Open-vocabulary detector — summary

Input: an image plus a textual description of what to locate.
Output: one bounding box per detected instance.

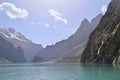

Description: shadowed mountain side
[81,0,120,64]
[46,42,87,63]
[0,28,43,61]
[0,35,26,63]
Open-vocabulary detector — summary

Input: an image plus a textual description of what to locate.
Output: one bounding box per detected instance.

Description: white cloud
[48,9,68,24]
[101,5,107,14]
[0,2,28,19]
[54,16,68,24]
[48,9,61,16]
[46,24,50,28]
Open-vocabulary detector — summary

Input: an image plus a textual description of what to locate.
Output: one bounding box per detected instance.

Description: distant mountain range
[0,0,119,64]
[0,13,102,63]
[0,35,26,63]
[0,28,43,61]
[33,14,102,63]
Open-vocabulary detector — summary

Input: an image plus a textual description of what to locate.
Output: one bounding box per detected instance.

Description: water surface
[0,63,120,80]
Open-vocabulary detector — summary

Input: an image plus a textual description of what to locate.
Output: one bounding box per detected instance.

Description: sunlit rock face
[81,0,120,64]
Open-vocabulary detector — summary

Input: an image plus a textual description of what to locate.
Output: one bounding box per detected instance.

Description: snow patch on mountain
[0,27,43,61]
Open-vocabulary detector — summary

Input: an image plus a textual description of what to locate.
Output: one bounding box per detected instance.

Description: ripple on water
[0,63,120,80]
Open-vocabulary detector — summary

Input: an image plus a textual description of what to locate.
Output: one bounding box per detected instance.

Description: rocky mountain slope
[0,35,26,63]
[47,42,87,63]
[0,28,43,61]
[81,0,120,64]
[34,14,102,62]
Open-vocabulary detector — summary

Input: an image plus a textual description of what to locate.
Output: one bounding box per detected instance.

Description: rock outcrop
[81,0,120,64]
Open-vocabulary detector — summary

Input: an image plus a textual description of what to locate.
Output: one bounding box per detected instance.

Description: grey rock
[81,0,120,64]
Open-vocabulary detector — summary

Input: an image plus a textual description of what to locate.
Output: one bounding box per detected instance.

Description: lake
[0,63,120,80]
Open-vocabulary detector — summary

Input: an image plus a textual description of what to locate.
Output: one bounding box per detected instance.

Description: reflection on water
[0,63,120,80]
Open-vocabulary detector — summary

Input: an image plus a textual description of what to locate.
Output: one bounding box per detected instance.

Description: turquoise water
[0,63,120,80]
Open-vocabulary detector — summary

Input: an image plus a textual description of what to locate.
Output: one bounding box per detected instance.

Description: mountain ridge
[0,35,26,63]
[33,14,102,62]
[81,0,120,64]
[0,27,43,61]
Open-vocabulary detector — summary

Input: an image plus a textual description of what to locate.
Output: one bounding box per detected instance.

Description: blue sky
[0,0,111,47]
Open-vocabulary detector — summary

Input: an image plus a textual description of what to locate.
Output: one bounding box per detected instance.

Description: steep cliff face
[81,0,120,64]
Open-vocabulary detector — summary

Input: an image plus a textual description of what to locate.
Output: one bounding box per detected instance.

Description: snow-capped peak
[0,27,31,43]
[0,27,43,61]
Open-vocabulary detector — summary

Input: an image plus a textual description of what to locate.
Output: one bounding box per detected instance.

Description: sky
[0,0,111,47]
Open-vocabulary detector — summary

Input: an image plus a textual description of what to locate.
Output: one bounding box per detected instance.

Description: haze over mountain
[0,0,114,65]
[0,35,26,63]
[0,28,43,61]
[33,14,102,62]
[0,13,102,63]
[81,0,120,64]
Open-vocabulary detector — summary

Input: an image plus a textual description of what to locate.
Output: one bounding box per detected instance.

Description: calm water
[0,63,120,80]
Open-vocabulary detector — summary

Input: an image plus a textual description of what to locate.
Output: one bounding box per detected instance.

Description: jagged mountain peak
[34,13,102,62]
[81,0,120,64]
[80,19,90,28]
[75,14,102,37]
[0,27,31,43]
[91,14,102,23]
[82,19,90,24]
[0,27,43,61]
[91,14,103,29]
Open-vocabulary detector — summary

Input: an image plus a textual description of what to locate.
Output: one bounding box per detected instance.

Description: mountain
[0,35,26,63]
[34,14,102,62]
[46,42,87,63]
[81,0,120,64]
[0,28,43,61]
